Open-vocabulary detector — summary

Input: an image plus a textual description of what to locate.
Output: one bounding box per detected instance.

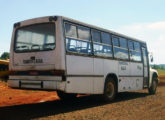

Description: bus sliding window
[91,30,101,43]
[77,26,90,41]
[114,47,129,60]
[130,51,142,62]
[93,44,112,57]
[101,32,111,45]
[65,23,77,38]
[66,38,92,54]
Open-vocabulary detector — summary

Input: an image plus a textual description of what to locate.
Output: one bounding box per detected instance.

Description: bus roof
[16,15,146,44]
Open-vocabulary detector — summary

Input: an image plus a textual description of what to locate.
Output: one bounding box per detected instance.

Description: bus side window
[134,42,140,51]
[77,26,91,41]
[66,38,92,54]
[93,32,112,57]
[114,47,129,60]
[101,32,111,45]
[93,44,113,57]
[119,37,127,49]
[112,36,119,47]
[65,23,92,55]
[113,36,129,60]
[65,23,77,38]
[129,41,142,62]
[128,41,134,50]
[130,51,142,61]
[91,30,101,43]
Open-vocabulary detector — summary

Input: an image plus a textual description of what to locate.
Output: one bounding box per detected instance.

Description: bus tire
[148,76,158,95]
[57,91,77,100]
[102,77,116,102]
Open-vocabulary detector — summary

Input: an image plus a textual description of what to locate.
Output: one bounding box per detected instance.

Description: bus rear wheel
[148,76,158,95]
[57,91,77,100]
[103,77,116,102]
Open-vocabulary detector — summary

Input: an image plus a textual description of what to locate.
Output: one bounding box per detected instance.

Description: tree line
[0,52,9,60]
[151,64,165,70]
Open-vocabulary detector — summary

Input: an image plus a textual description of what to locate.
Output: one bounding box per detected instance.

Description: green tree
[0,52,10,60]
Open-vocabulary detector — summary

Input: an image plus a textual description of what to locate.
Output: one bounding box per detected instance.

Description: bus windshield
[14,23,55,52]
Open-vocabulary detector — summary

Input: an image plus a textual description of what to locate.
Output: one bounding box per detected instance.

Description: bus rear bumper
[8,79,65,91]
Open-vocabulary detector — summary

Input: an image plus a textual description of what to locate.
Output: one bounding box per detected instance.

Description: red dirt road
[0,81,59,107]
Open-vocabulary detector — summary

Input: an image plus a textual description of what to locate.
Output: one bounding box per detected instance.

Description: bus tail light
[29,71,38,75]
[9,71,18,75]
[51,70,65,76]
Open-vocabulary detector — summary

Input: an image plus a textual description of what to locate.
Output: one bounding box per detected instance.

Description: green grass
[157,69,165,75]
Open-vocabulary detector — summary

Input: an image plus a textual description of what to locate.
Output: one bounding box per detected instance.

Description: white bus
[8,16,159,101]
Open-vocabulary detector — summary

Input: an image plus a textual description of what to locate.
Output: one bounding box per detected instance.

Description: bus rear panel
[8,16,66,91]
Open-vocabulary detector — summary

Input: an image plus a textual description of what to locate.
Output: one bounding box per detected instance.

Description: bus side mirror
[150,54,154,62]
[151,56,153,62]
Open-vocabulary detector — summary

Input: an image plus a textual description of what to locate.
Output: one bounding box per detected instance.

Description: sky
[0,0,165,64]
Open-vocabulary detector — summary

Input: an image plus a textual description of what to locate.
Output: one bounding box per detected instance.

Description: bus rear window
[14,23,55,52]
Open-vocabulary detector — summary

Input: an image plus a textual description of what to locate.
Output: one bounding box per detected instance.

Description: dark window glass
[66,38,91,54]
[112,36,119,46]
[91,30,101,43]
[93,44,112,57]
[134,42,140,51]
[130,51,142,61]
[142,49,147,66]
[0,64,8,71]
[114,48,129,60]
[128,41,134,50]
[77,26,90,40]
[119,37,127,48]
[65,23,77,38]
[101,32,111,45]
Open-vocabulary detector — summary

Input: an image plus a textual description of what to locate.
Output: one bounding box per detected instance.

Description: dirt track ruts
[0,84,165,120]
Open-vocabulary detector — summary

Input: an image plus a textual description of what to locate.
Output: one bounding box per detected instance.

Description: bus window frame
[64,21,93,56]
[14,22,56,53]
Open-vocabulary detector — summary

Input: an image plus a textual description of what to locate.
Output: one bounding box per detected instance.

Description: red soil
[0,81,59,107]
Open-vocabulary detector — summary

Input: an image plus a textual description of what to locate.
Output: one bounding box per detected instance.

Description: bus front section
[8,16,66,91]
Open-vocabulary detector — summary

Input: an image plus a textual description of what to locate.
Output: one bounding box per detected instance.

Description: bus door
[142,47,149,87]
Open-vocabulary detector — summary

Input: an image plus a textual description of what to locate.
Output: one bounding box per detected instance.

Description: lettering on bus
[137,65,142,70]
[23,59,43,64]
[119,61,128,65]
[121,66,126,70]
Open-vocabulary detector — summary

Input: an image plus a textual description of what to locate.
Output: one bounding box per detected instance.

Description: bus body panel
[65,55,94,93]
[66,55,93,75]
[118,61,130,76]
[65,77,93,94]
[118,77,143,92]
[66,56,119,94]
[93,58,104,75]
[130,62,143,76]
[93,58,104,94]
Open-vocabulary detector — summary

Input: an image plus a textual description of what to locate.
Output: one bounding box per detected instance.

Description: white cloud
[115,21,165,64]
[148,22,165,30]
